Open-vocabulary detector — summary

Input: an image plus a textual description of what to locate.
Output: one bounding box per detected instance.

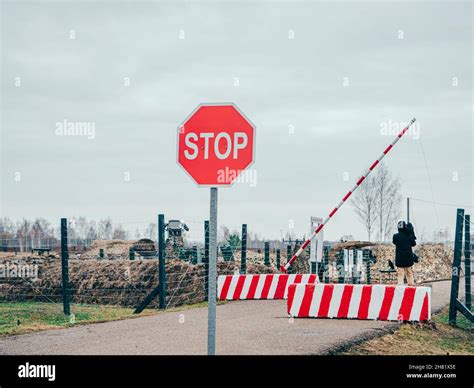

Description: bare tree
[0,217,15,235]
[145,222,157,240]
[104,219,113,240]
[381,179,402,241]
[16,219,31,252]
[283,231,296,241]
[97,218,113,240]
[86,224,98,241]
[0,217,15,247]
[113,224,128,240]
[134,228,142,240]
[74,217,89,240]
[218,225,230,244]
[374,162,402,241]
[351,174,378,241]
[30,218,52,248]
[352,162,402,242]
[97,219,106,239]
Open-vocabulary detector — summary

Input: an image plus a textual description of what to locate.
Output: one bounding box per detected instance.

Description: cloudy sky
[1,0,472,242]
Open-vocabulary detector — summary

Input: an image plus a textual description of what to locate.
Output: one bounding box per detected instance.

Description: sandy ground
[0,279,463,355]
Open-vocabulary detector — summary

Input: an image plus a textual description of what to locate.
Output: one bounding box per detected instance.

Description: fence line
[4,215,447,318]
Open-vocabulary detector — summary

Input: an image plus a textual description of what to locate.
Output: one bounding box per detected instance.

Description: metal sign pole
[208,187,218,355]
[407,197,410,223]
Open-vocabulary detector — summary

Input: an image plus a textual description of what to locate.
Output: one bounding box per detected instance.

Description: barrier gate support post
[158,214,166,310]
[465,214,471,311]
[241,224,247,274]
[276,249,281,270]
[60,218,70,316]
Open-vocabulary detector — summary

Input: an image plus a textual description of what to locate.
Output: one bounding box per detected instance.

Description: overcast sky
[1,1,472,242]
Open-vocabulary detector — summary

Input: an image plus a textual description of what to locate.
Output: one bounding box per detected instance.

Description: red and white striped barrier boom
[287,283,431,322]
[218,273,318,301]
[281,118,417,273]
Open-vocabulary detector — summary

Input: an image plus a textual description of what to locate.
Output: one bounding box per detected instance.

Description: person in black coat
[392,220,416,286]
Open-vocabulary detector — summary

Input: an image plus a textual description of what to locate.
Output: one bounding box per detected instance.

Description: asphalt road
[0,280,461,355]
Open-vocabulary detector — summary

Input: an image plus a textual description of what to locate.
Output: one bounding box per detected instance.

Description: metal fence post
[449,208,464,325]
[464,214,471,311]
[264,241,270,267]
[241,224,247,274]
[158,214,166,310]
[204,220,209,301]
[323,247,329,283]
[338,251,345,284]
[366,258,371,284]
[60,218,70,316]
[276,248,281,270]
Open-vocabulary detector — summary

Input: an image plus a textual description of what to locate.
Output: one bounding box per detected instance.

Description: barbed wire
[1,212,465,314]
[410,197,473,209]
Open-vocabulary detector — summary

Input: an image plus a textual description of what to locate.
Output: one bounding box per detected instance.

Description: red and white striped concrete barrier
[218,274,318,301]
[287,283,431,321]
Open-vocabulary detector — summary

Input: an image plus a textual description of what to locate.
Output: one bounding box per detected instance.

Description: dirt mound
[370,243,453,284]
[328,241,375,258]
[0,242,453,309]
[0,257,277,308]
[132,239,156,254]
[80,240,133,260]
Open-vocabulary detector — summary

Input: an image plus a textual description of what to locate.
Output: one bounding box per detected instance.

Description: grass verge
[341,306,473,355]
[0,301,209,336]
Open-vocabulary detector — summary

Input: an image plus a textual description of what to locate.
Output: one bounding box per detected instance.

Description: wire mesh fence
[0,212,461,327]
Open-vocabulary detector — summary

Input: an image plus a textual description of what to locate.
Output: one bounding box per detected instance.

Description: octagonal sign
[177,103,255,186]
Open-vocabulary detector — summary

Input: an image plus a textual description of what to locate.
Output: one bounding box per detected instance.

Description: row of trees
[0,217,56,250]
[217,226,302,250]
[67,217,129,241]
[0,216,275,251]
[0,217,135,250]
[219,225,256,249]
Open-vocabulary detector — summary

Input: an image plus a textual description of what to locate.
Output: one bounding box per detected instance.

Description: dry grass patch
[342,307,473,355]
[0,301,209,336]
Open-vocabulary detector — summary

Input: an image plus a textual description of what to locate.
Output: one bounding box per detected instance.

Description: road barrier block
[287,283,431,321]
[218,274,318,301]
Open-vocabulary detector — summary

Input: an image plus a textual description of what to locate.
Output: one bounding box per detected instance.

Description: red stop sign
[177,103,255,186]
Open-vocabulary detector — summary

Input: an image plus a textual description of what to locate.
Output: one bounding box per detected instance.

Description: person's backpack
[412,253,419,263]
